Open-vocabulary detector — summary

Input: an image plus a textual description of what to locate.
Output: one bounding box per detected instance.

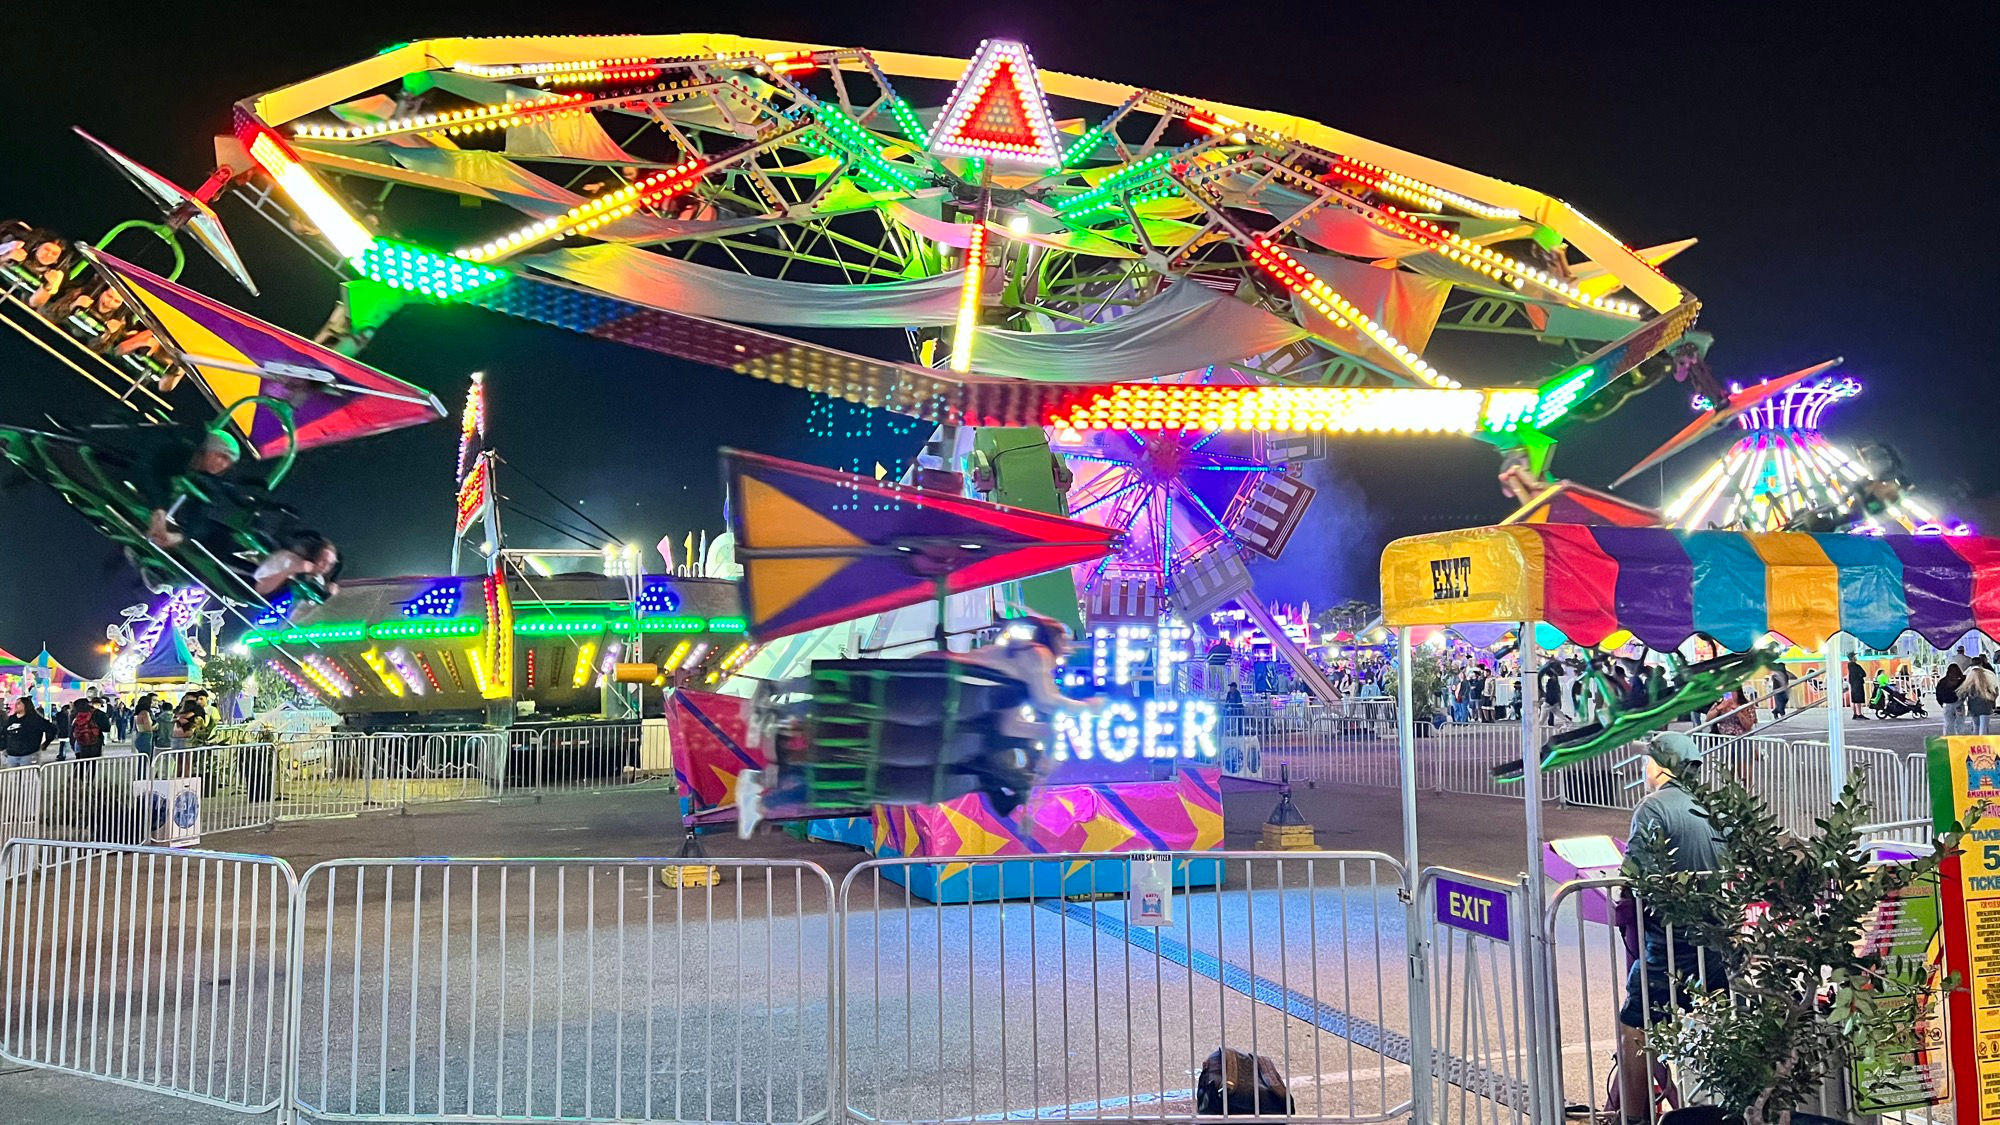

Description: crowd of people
[0,221,170,372]
[0,689,220,769]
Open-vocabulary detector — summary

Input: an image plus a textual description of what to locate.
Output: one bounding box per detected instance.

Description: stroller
[1871,682,1929,720]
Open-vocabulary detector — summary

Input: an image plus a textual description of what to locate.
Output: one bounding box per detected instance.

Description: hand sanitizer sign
[1127,855,1174,927]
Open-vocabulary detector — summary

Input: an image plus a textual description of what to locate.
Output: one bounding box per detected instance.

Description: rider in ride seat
[737,615,1101,834]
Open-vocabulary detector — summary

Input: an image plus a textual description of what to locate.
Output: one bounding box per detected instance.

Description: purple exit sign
[1435,876,1511,942]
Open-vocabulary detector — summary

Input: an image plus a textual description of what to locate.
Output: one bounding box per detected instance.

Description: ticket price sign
[1929,735,2000,1123]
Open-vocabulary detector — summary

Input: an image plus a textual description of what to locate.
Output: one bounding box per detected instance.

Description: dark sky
[4,2,1996,668]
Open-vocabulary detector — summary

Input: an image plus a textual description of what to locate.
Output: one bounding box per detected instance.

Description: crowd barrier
[0,726,667,857]
[1,843,1464,1124]
[1223,707,1932,833]
[0,840,295,1114]
[841,851,1410,1124]
[291,856,835,1123]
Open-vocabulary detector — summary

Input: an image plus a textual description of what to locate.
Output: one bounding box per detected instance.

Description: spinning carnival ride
[203,32,1699,654]
[1660,376,1964,535]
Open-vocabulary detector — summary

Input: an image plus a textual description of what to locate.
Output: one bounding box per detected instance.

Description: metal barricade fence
[0,839,296,1114]
[35,755,151,846]
[510,723,661,793]
[1419,867,1533,1125]
[1,764,42,855]
[273,733,410,820]
[290,856,836,1123]
[840,852,1410,1125]
[1228,706,1548,799]
[147,745,279,837]
[378,732,507,808]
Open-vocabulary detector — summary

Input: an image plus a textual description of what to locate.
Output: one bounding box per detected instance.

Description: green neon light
[638,616,708,634]
[885,97,929,146]
[351,240,509,302]
[1055,151,1180,221]
[249,613,744,645]
[1532,366,1595,429]
[794,102,926,194]
[1051,119,1115,172]
[367,618,483,640]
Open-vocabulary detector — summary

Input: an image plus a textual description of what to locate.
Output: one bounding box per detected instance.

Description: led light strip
[1248,238,1461,388]
[1054,149,1188,219]
[265,660,322,701]
[1325,156,1517,220]
[1044,384,1529,433]
[360,648,406,697]
[387,648,428,695]
[793,102,927,193]
[950,224,987,373]
[300,654,355,698]
[573,642,597,689]
[536,63,666,87]
[1371,206,1641,317]
[884,97,929,144]
[295,92,591,142]
[245,131,375,258]
[454,57,653,78]
[458,155,708,261]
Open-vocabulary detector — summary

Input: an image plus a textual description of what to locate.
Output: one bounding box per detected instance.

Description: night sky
[3,2,1995,669]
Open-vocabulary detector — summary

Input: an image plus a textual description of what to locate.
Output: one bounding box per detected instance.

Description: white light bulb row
[293,94,589,142]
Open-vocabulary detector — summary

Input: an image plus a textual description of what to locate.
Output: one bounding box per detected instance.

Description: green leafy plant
[1406,645,1451,720]
[1624,768,1967,1125]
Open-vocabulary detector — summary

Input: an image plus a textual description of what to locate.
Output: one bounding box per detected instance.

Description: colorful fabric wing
[83,247,445,457]
[724,449,1120,641]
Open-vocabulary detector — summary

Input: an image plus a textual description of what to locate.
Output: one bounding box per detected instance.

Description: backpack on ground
[1195,1048,1295,1116]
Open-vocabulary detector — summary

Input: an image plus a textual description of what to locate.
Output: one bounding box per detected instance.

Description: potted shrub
[1623,766,1965,1125]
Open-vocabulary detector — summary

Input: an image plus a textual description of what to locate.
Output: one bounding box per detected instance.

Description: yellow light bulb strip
[1371,206,1641,318]
[457,155,708,262]
[294,93,590,142]
[949,223,987,374]
[1325,156,1517,220]
[1247,237,1460,389]
[573,642,597,689]
[1044,384,1489,433]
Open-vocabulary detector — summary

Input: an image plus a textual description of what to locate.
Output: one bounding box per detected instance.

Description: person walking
[2,698,54,768]
[1939,662,1967,735]
[67,698,106,761]
[49,702,72,759]
[1962,658,2000,736]
[1846,655,1870,720]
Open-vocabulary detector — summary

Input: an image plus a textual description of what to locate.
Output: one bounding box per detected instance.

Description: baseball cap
[1647,731,1706,769]
[200,430,241,460]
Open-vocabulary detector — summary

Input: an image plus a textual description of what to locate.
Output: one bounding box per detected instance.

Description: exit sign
[1435,876,1511,942]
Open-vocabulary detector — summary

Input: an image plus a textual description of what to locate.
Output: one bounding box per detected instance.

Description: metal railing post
[1824,641,1848,804]
[1398,629,1434,1124]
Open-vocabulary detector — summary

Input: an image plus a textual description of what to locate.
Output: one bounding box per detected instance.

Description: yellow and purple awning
[1382,524,2000,651]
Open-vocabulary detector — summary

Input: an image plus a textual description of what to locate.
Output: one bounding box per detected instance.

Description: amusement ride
[0,31,1965,831]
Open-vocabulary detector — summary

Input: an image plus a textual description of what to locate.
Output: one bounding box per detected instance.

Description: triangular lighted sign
[927,39,1063,166]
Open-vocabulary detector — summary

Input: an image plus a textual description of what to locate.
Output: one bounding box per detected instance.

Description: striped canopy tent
[1377,522,1989,1002]
[1382,524,2000,652]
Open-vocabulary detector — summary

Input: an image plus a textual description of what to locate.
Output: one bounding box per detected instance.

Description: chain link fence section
[0,839,296,1114]
[290,856,837,1123]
